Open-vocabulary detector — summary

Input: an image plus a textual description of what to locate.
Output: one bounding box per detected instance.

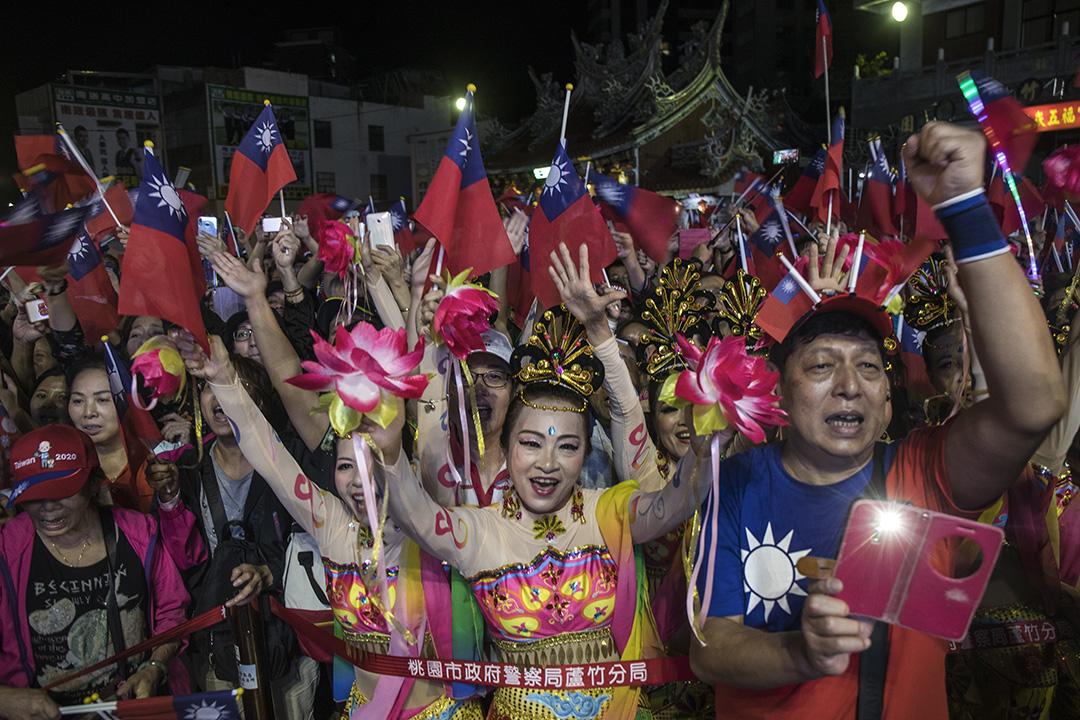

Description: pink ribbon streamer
[688,434,722,635]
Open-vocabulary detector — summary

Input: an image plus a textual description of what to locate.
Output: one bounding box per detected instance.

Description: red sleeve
[887,419,985,520]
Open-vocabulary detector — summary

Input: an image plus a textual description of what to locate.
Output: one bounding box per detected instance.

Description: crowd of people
[0,117,1078,720]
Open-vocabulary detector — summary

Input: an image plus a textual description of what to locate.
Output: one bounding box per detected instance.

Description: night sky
[2,1,591,201]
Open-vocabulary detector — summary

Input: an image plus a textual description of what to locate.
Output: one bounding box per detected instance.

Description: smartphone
[261,216,283,234]
[26,299,49,323]
[367,212,395,250]
[198,215,218,237]
[833,499,1003,641]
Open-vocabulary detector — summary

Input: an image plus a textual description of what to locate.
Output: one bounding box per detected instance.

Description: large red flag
[591,173,679,263]
[529,142,618,309]
[85,183,135,240]
[119,149,208,352]
[784,147,827,218]
[811,112,845,224]
[413,88,516,278]
[225,102,297,236]
[856,139,899,238]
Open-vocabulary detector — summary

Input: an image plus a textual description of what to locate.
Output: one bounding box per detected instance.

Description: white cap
[473,329,513,365]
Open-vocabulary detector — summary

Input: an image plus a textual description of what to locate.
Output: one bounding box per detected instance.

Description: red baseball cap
[8,426,99,508]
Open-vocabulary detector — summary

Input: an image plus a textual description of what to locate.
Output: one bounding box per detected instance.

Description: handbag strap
[200,457,229,544]
[98,507,131,680]
[856,442,890,720]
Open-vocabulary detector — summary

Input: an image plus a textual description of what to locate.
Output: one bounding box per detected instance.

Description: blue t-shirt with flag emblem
[699,441,897,632]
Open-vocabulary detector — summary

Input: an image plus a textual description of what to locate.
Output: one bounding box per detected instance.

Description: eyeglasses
[233,328,253,342]
[474,371,510,389]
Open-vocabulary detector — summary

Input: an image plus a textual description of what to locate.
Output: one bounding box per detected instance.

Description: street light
[891,1,908,22]
[455,97,467,111]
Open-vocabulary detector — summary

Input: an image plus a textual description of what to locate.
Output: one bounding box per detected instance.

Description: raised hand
[211,251,267,301]
[807,234,850,295]
[196,230,226,260]
[549,243,626,343]
[175,332,235,386]
[505,210,529,255]
[902,122,986,208]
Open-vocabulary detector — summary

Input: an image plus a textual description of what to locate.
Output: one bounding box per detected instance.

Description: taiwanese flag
[992,175,1044,238]
[747,209,787,257]
[297,193,354,228]
[895,314,937,400]
[225,102,298,236]
[528,141,618,308]
[413,88,516,278]
[784,147,826,217]
[591,173,679,263]
[0,194,94,266]
[733,170,765,197]
[15,135,98,211]
[811,111,845,224]
[67,230,120,343]
[389,197,416,255]
[755,264,815,343]
[85,182,135,241]
[814,0,833,79]
[966,72,1039,176]
[119,149,209,352]
[856,139,899,237]
[113,689,241,719]
[893,156,908,228]
[497,188,534,216]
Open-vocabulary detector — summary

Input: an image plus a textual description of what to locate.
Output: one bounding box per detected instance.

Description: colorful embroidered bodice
[467,545,618,643]
[324,558,399,637]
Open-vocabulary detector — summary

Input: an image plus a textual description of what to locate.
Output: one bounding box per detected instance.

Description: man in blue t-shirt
[689,122,1066,719]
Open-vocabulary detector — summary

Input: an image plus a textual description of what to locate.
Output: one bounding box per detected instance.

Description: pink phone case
[833,500,1003,641]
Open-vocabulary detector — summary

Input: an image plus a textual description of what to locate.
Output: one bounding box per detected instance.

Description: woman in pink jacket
[0,425,193,720]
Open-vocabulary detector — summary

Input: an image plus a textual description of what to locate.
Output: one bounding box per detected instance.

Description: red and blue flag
[857,138,899,237]
[225,103,297,236]
[114,689,241,719]
[811,112,846,224]
[0,196,94,267]
[814,0,833,78]
[591,173,679,263]
[528,142,617,308]
[413,89,516,278]
[119,149,208,352]
[389,197,416,254]
[783,147,826,218]
[755,265,815,342]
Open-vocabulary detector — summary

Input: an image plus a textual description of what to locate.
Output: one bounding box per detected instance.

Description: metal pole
[230,603,274,720]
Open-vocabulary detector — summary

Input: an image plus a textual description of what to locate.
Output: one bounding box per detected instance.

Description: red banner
[1022,101,1080,132]
[270,597,695,689]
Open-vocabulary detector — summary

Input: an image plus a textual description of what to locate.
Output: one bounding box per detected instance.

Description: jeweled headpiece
[714,269,766,350]
[510,306,604,400]
[904,254,959,333]
[637,258,711,382]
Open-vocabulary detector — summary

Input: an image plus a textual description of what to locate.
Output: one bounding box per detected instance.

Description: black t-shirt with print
[26,530,148,704]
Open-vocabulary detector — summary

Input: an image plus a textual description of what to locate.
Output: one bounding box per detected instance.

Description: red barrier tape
[270,597,696,689]
[42,605,227,690]
[947,617,1076,653]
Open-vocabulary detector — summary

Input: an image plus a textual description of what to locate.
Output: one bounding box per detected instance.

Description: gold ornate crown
[637,258,711,382]
[510,306,604,398]
[714,269,766,350]
[903,254,959,333]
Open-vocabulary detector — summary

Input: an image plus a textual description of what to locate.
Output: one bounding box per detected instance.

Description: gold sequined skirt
[341,681,484,719]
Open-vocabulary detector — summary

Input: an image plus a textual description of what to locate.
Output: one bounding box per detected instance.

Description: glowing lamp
[891,2,908,22]
[455,97,466,111]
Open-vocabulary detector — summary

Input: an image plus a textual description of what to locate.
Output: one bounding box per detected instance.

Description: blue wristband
[935,195,1009,264]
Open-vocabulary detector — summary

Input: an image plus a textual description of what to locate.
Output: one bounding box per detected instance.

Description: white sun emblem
[68,235,89,262]
[146,175,186,221]
[184,699,233,719]
[254,121,278,154]
[811,155,826,173]
[780,278,798,296]
[742,523,812,621]
[391,212,404,231]
[543,158,569,196]
[597,183,626,205]
[457,128,473,162]
[761,222,782,245]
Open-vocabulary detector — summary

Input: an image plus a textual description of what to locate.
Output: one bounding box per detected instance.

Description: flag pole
[735,214,748,273]
[559,84,574,145]
[56,123,122,227]
[847,232,865,293]
[823,36,832,145]
[780,254,823,304]
[583,161,591,186]
[825,194,833,236]
[774,198,801,258]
